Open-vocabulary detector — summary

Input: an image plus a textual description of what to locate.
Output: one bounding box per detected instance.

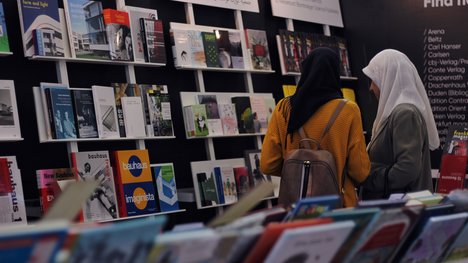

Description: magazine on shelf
[0,2,9,53]
[18,0,64,57]
[103,9,132,61]
[123,5,158,63]
[152,163,180,212]
[91,85,119,139]
[0,80,21,139]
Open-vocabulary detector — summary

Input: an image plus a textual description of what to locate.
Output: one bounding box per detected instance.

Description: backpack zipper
[301,161,311,198]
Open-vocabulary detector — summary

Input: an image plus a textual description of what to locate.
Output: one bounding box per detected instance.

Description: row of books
[192,150,280,209]
[37,82,173,140]
[171,25,272,71]
[182,93,276,137]
[37,149,180,222]
[278,29,352,77]
[18,0,165,63]
[5,188,468,262]
[0,2,9,53]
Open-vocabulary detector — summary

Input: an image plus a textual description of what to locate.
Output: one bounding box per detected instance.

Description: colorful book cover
[18,0,63,57]
[436,155,467,194]
[444,125,468,156]
[153,163,179,212]
[218,104,239,135]
[71,89,98,138]
[0,158,11,194]
[170,28,192,67]
[249,96,268,133]
[63,0,109,59]
[72,151,118,221]
[214,166,238,205]
[264,221,355,263]
[112,149,158,217]
[214,29,232,68]
[0,3,9,52]
[0,156,26,225]
[48,87,77,139]
[231,96,254,133]
[0,80,21,139]
[123,6,158,63]
[183,104,209,137]
[36,168,77,215]
[197,94,222,136]
[245,29,271,70]
[103,9,132,61]
[140,18,166,64]
[229,31,244,69]
[147,90,173,136]
[92,85,119,139]
[201,31,219,67]
[233,166,250,198]
[187,30,206,67]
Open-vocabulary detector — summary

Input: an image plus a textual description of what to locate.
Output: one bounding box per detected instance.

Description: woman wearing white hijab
[361,49,440,199]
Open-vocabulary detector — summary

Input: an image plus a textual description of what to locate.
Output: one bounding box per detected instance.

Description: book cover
[48,87,77,139]
[72,151,118,221]
[147,90,173,136]
[18,0,63,57]
[0,158,11,195]
[249,96,268,133]
[264,97,276,126]
[228,31,244,69]
[112,149,158,217]
[36,168,77,215]
[443,218,468,262]
[170,28,192,67]
[202,172,220,205]
[436,155,467,194]
[152,163,179,212]
[67,216,166,262]
[103,9,132,61]
[91,85,119,139]
[63,0,109,59]
[214,166,238,205]
[264,221,355,263]
[123,6,158,63]
[244,150,271,188]
[218,103,239,135]
[111,82,137,138]
[0,3,9,52]
[197,94,222,136]
[285,195,341,221]
[140,18,166,64]
[337,37,352,77]
[187,30,206,67]
[231,96,254,133]
[214,29,232,68]
[399,213,468,263]
[278,29,297,73]
[183,104,209,137]
[444,125,468,156]
[245,29,271,70]
[71,89,98,138]
[196,172,212,207]
[121,96,146,138]
[0,80,21,139]
[213,167,226,204]
[0,156,26,225]
[39,83,67,140]
[233,166,250,198]
[201,31,219,67]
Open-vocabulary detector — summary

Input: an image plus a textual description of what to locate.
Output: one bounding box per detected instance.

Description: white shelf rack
[0,51,13,57]
[29,55,166,67]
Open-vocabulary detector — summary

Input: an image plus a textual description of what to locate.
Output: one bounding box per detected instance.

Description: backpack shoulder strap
[319,99,348,142]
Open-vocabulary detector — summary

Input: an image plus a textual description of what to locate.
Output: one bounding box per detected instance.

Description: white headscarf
[363,49,440,150]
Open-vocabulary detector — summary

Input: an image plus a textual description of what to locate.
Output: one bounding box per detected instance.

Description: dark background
[1,0,374,228]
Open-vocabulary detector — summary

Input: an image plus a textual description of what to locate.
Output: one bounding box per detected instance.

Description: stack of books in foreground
[2,186,468,263]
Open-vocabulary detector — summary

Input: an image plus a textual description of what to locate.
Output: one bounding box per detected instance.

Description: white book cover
[91,86,119,139]
[0,156,27,225]
[264,221,355,263]
[206,119,223,136]
[187,30,206,68]
[0,80,21,139]
[220,166,238,204]
[171,28,192,67]
[250,96,268,133]
[123,6,158,63]
[72,151,118,221]
[121,96,146,138]
[218,104,239,135]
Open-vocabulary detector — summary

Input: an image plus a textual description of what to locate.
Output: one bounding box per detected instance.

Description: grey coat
[362,103,433,199]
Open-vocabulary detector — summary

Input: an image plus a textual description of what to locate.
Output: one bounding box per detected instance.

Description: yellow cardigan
[260,98,370,207]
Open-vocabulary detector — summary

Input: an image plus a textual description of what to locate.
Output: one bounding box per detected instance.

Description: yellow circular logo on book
[132,187,148,210]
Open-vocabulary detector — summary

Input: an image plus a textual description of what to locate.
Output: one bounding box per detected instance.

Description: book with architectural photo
[0,80,21,139]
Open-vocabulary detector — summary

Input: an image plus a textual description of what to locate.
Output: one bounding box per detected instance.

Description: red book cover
[35,168,77,216]
[0,158,12,194]
[233,166,250,198]
[103,9,132,61]
[436,154,467,194]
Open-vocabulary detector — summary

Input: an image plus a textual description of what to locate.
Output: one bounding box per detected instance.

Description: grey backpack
[278,99,348,208]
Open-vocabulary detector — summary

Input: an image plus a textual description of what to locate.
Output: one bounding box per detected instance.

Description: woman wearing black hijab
[260,47,370,207]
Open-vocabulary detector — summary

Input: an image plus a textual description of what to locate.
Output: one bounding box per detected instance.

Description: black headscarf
[287,47,343,134]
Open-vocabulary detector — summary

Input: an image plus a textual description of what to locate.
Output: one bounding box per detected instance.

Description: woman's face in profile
[369,81,380,101]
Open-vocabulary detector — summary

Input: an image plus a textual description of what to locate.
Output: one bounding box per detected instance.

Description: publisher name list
[423,28,468,141]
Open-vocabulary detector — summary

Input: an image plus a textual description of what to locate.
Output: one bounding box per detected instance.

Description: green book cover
[201,173,219,204]
[201,32,219,67]
[0,2,10,52]
[192,104,209,136]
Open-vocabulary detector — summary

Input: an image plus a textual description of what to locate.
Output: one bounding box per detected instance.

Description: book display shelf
[0,51,12,56]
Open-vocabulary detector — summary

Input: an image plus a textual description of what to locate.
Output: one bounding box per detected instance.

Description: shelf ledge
[29,56,166,67]
[0,137,24,142]
[176,65,275,74]
[186,133,265,140]
[0,51,13,57]
[39,136,176,143]
[283,71,358,80]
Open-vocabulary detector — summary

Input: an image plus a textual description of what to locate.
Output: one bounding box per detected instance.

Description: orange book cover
[243,217,333,263]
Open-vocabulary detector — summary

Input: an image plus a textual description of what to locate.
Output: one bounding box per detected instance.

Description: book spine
[44,89,57,139]
[213,167,225,204]
[140,18,150,63]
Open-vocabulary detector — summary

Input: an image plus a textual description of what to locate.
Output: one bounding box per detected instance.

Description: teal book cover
[0,2,10,52]
[153,163,180,212]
